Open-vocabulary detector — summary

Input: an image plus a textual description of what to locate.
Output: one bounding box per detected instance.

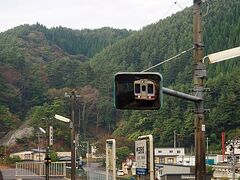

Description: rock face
[0,126,34,147]
[5,127,34,147]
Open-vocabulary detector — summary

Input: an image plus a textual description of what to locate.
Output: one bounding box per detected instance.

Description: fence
[16,161,66,177]
[85,171,130,180]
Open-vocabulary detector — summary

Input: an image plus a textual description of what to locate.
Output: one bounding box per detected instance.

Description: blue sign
[136,168,148,175]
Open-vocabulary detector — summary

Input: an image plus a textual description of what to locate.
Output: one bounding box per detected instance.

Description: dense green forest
[0,0,239,153]
[0,24,132,150]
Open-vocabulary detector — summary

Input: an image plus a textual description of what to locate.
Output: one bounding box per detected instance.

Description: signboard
[49,126,53,146]
[106,139,116,180]
[107,144,113,170]
[135,139,147,175]
[181,174,195,179]
[136,168,148,175]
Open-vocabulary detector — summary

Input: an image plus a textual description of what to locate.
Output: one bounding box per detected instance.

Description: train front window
[135,84,140,94]
[148,84,154,94]
[142,85,146,92]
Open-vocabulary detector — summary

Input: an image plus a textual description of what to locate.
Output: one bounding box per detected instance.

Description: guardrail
[16,161,66,177]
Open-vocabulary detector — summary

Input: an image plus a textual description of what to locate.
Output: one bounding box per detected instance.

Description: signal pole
[193,0,206,179]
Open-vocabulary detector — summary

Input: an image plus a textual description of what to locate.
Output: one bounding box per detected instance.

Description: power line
[176,1,183,10]
[141,46,194,72]
[161,1,184,18]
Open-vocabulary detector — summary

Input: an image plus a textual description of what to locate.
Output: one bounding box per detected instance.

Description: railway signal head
[114,72,163,110]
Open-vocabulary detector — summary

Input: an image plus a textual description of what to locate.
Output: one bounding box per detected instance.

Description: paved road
[83,162,105,173]
[0,162,104,180]
[1,168,67,180]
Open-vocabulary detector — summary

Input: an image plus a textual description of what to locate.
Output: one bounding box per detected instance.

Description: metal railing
[85,171,129,180]
[16,161,66,177]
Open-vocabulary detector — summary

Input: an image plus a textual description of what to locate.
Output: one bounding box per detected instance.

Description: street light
[54,114,71,123]
[39,127,46,134]
[37,127,46,162]
[54,114,76,180]
[203,46,240,64]
[39,119,51,180]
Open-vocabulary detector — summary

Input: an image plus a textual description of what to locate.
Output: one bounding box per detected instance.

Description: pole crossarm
[163,87,202,102]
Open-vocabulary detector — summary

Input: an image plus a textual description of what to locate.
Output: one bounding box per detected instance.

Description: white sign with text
[135,139,147,169]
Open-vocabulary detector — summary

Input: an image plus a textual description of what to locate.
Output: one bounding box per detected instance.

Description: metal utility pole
[46,124,50,180]
[232,145,236,180]
[174,130,176,148]
[37,132,41,162]
[64,91,80,180]
[161,1,207,176]
[71,91,76,180]
[40,118,50,180]
[193,0,206,179]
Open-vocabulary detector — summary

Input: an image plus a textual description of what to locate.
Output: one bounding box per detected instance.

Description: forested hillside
[0,25,132,150]
[0,0,239,152]
[45,26,132,57]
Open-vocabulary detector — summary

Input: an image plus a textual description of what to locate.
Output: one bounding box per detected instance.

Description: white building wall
[176,155,195,166]
[10,151,33,160]
[176,155,220,166]
[57,152,71,158]
[33,152,46,161]
[225,143,240,155]
[155,148,185,156]
[155,164,191,180]
[162,165,190,175]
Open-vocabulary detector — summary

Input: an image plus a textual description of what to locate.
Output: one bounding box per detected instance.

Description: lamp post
[46,123,50,180]
[37,132,41,162]
[42,117,53,180]
[54,114,75,178]
[63,91,80,180]
[40,118,50,180]
[38,127,46,162]
[203,46,240,64]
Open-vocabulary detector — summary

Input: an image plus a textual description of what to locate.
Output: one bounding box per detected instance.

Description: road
[83,162,105,173]
[1,168,68,180]
[1,168,43,179]
[0,162,104,180]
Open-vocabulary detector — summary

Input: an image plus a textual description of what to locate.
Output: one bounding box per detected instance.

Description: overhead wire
[176,1,183,10]
[203,0,210,17]
[161,1,184,19]
[140,1,192,72]
[141,46,194,72]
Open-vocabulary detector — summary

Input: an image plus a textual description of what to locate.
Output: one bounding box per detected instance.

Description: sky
[0,0,193,32]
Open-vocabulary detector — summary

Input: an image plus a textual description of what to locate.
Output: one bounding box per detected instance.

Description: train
[134,79,157,100]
